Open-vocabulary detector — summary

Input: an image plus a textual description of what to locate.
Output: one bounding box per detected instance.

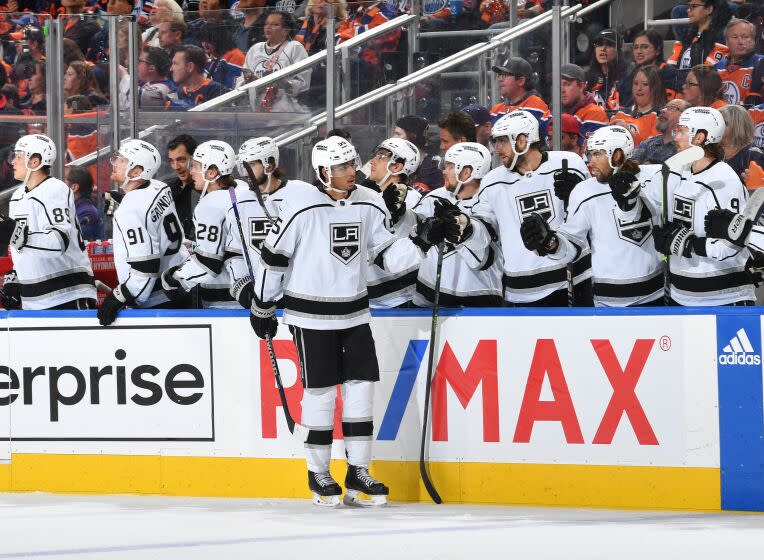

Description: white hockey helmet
[491,110,540,170]
[191,140,236,196]
[15,134,57,169]
[585,125,634,170]
[237,136,279,176]
[115,139,161,182]
[374,137,421,178]
[312,136,361,189]
[677,106,725,145]
[444,141,491,196]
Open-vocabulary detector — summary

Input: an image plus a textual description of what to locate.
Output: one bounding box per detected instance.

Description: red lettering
[432,341,499,442]
[591,339,658,445]
[514,339,584,444]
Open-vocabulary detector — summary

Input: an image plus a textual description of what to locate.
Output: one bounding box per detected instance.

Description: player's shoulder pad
[568,177,609,213]
[29,176,70,206]
[637,164,662,184]
[545,151,588,176]
[10,183,26,202]
[196,189,231,219]
[478,165,517,190]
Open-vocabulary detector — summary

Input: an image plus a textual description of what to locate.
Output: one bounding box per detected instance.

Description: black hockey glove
[434,198,472,244]
[97,284,133,326]
[520,213,557,255]
[653,221,706,257]
[250,301,278,339]
[161,265,188,303]
[410,217,447,252]
[104,191,125,217]
[230,276,255,308]
[382,183,408,225]
[8,219,27,251]
[553,169,583,208]
[0,270,22,310]
[608,171,641,212]
[704,208,752,248]
[0,216,16,246]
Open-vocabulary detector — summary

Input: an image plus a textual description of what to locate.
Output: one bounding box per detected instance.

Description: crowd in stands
[2,1,764,190]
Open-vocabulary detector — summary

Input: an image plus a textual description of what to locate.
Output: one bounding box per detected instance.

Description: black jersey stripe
[570,253,592,277]
[593,274,664,299]
[199,286,235,304]
[194,252,224,275]
[503,267,568,290]
[21,271,95,298]
[282,294,369,316]
[368,270,418,299]
[261,246,290,269]
[416,280,504,307]
[670,270,752,294]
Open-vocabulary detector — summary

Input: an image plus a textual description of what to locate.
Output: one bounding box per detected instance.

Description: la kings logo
[330,223,361,264]
[614,205,653,246]
[249,218,273,251]
[516,190,555,222]
[673,195,694,229]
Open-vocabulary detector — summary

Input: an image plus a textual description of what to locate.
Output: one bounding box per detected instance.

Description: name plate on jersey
[0,325,214,441]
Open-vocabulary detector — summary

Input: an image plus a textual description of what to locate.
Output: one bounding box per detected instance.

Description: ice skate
[343,465,389,507]
[308,470,342,507]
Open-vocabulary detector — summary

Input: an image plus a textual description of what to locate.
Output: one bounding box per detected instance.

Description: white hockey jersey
[8,177,96,310]
[462,151,592,303]
[366,185,422,308]
[644,160,754,306]
[254,184,427,330]
[244,40,310,113]
[112,179,189,308]
[551,167,664,307]
[409,187,504,307]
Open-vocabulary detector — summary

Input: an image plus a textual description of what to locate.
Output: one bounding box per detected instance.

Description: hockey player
[161,140,249,308]
[519,126,665,307]
[458,110,593,306]
[0,134,96,310]
[228,136,314,308]
[249,136,453,507]
[98,139,190,326]
[365,137,423,308]
[409,142,504,307]
[648,107,755,305]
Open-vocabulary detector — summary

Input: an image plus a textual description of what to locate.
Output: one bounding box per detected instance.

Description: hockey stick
[228,184,310,443]
[744,187,764,224]
[419,240,444,505]
[562,159,574,307]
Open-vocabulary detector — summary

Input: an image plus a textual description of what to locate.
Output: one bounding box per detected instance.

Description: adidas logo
[719,328,762,365]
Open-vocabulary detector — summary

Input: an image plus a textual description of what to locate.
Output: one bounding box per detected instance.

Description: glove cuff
[409,232,432,254]
[251,300,276,318]
[230,277,253,306]
[729,214,753,247]
[113,284,134,305]
[690,236,708,257]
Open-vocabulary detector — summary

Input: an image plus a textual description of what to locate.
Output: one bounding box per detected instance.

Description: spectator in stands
[88,0,135,63]
[460,104,492,147]
[65,165,105,241]
[63,38,87,67]
[187,0,237,46]
[615,29,679,109]
[550,113,585,157]
[632,98,690,164]
[142,0,184,48]
[244,11,310,113]
[159,19,187,54]
[719,103,764,188]
[586,28,629,110]
[667,0,732,76]
[201,21,245,89]
[393,114,442,191]
[61,0,101,55]
[683,64,727,108]
[21,61,46,113]
[233,0,269,52]
[165,134,199,239]
[610,65,665,146]
[137,46,175,107]
[715,18,764,105]
[296,0,347,55]
[64,60,107,106]
[167,45,229,109]
[560,63,608,139]
[489,57,550,135]
[438,111,477,153]
[63,95,98,165]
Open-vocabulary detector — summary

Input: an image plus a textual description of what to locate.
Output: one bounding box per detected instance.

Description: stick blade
[664,146,704,172]
[745,188,764,223]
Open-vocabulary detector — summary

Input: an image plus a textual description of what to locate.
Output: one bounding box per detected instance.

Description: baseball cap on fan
[461,104,492,127]
[593,28,622,48]
[561,63,586,83]
[491,57,534,81]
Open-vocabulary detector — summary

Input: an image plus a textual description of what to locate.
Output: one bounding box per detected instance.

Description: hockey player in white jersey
[519,126,665,307]
[228,136,314,308]
[98,139,190,326]
[458,110,593,306]
[161,140,250,308]
[365,137,423,308]
[250,136,452,507]
[0,134,96,310]
[409,142,504,307]
[647,107,755,305]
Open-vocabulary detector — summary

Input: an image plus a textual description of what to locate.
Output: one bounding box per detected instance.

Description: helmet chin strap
[319,167,346,194]
[376,161,393,188]
[508,139,530,171]
[452,169,473,198]
[21,155,43,187]
[201,172,220,198]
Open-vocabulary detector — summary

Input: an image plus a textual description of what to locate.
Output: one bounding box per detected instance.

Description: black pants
[48,298,97,310]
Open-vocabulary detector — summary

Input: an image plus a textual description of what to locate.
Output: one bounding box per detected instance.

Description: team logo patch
[673,195,694,229]
[722,81,740,105]
[516,190,555,223]
[330,223,361,264]
[613,205,653,246]
[249,218,273,251]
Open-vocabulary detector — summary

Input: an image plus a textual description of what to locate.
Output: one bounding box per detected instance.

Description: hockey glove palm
[704,208,752,247]
[553,170,583,207]
[104,191,125,217]
[653,221,705,257]
[608,171,641,212]
[520,213,557,255]
[434,199,472,244]
[250,301,278,339]
[97,284,133,326]
[410,217,446,252]
[161,265,188,303]
[0,270,22,310]
[382,183,408,225]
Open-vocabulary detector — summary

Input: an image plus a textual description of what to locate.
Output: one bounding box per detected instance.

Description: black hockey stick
[228,184,310,443]
[419,240,444,505]
[660,161,671,305]
[562,159,574,307]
